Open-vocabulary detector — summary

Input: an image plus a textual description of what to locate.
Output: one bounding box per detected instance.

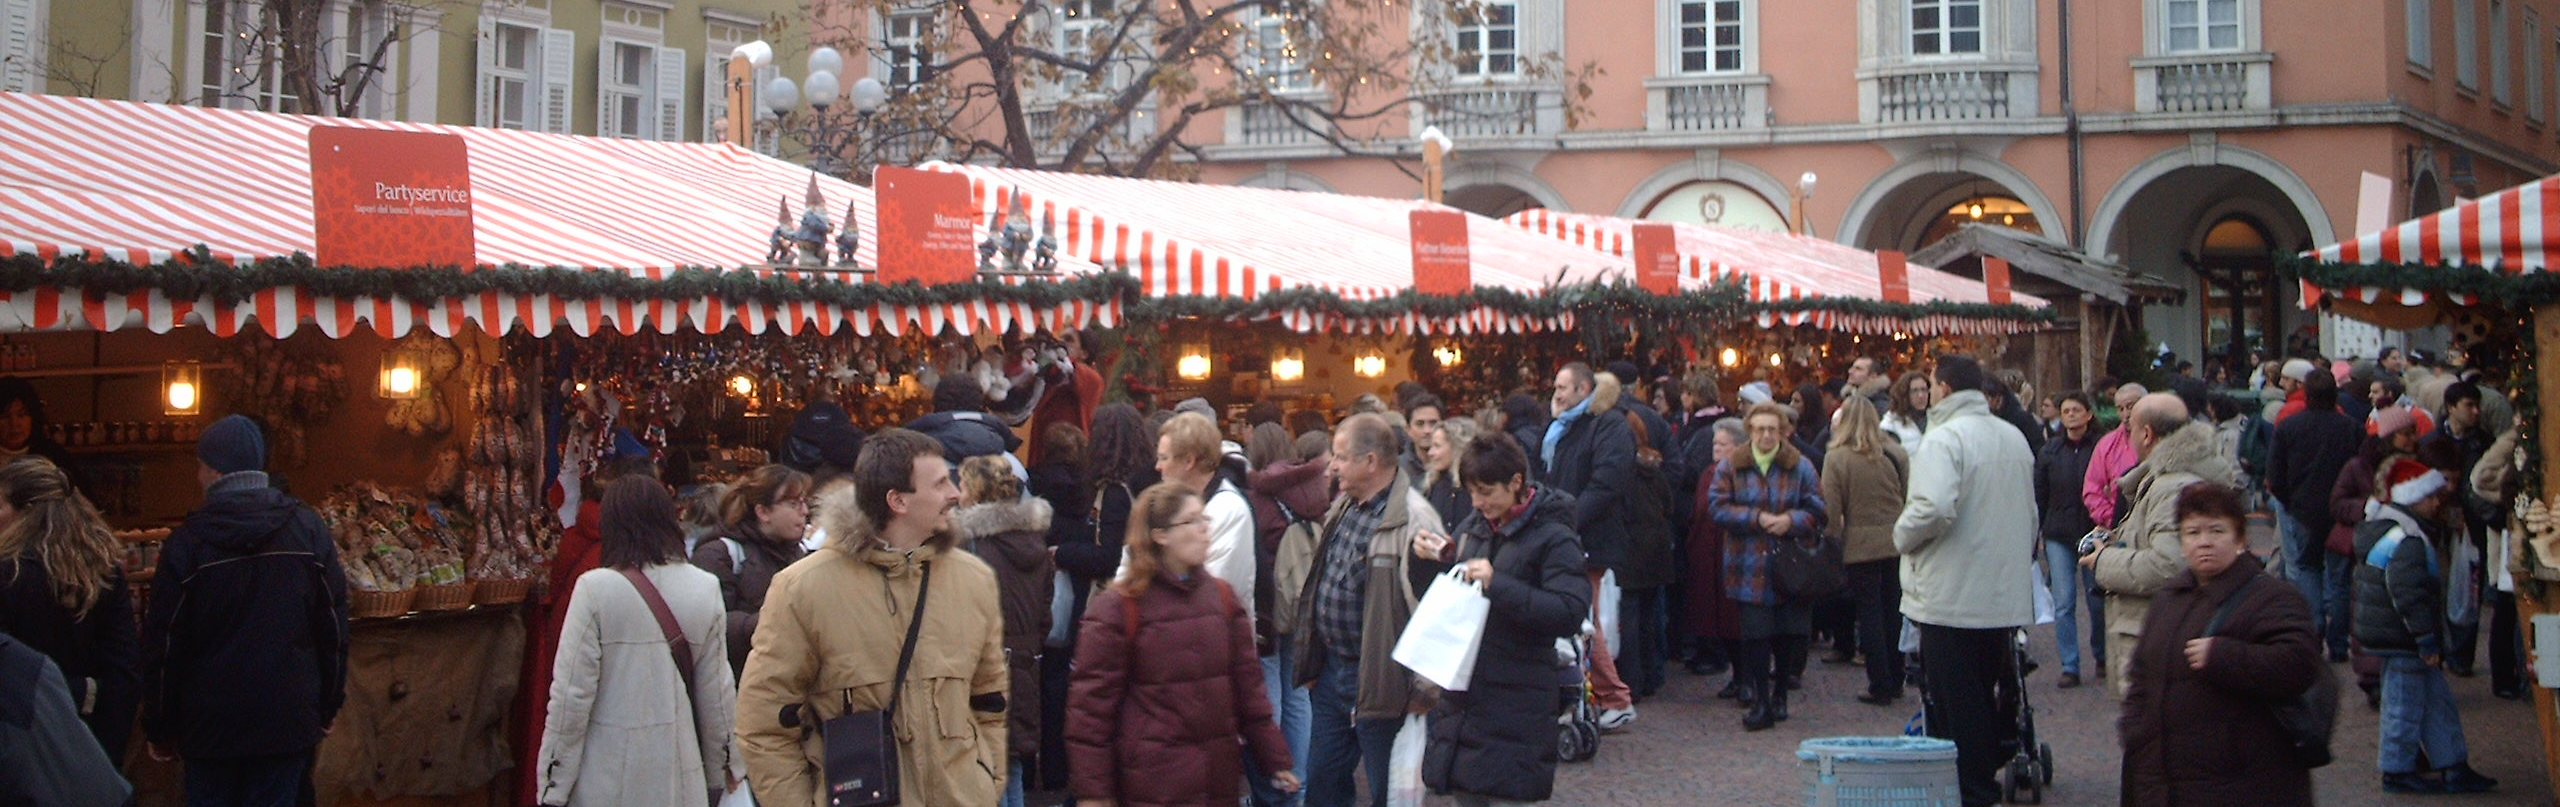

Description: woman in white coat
[538,476,743,807]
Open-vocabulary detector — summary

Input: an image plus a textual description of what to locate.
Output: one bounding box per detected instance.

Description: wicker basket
[349,587,416,619]
[413,582,474,612]
[472,577,533,605]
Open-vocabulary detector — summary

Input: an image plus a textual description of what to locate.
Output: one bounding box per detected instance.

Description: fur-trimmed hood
[1588,371,1624,416]
[2119,420,2233,496]
[813,481,961,555]
[952,496,1054,540]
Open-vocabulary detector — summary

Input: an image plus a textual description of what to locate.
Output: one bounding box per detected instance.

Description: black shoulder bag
[825,560,934,807]
[2202,574,2339,769]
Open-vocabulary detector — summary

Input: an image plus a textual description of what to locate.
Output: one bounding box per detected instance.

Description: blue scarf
[1542,395,1591,469]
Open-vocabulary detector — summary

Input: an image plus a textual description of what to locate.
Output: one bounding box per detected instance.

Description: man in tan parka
[2086,393,2236,698]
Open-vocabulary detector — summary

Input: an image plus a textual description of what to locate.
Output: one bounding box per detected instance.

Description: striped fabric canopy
[1504,209,2047,335]
[920,162,1636,334]
[0,92,1110,337]
[2298,174,2560,308]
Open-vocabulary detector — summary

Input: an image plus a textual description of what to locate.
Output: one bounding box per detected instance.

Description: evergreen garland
[2283,256,2560,307]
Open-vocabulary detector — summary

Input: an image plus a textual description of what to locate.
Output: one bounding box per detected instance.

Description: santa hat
[2385,458,2449,507]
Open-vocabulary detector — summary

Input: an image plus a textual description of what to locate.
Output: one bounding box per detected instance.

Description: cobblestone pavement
[1536,522,2555,807]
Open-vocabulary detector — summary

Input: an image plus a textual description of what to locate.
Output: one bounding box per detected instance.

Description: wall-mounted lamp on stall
[728,374,758,398]
[1719,347,1741,368]
[1767,352,1784,368]
[163,360,203,416]
[1432,344,1464,367]
[379,353,422,400]
[1177,344,1213,381]
[1352,352,1387,378]
[1270,350,1306,383]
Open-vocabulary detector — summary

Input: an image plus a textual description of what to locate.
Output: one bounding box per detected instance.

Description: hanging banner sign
[1632,223,1681,294]
[875,166,978,285]
[1410,210,1472,295]
[1877,250,1912,303]
[309,126,475,269]
[1983,256,2012,305]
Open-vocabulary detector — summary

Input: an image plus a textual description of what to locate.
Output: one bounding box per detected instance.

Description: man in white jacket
[1893,354,2037,807]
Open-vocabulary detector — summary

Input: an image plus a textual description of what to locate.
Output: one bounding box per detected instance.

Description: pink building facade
[1151,0,2560,368]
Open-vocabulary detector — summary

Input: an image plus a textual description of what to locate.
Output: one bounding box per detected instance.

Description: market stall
[2293,172,2560,793]
[0,92,1123,806]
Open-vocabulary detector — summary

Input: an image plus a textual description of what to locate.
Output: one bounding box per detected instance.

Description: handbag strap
[2202,574,2263,637]
[620,567,698,699]
[883,560,934,720]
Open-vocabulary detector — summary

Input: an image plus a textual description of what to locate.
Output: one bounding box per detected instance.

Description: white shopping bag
[1596,569,1622,655]
[2031,565,2056,626]
[2448,537,2482,626]
[1393,568,1491,691]
[719,784,755,807]
[1387,714,1427,807]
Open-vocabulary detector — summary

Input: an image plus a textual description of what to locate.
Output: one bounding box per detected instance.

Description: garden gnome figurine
[833,199,861,269]
[766,196,794,265]
[998,194,1032,271]
[1032,211,1059,273]
[792,175,832,266]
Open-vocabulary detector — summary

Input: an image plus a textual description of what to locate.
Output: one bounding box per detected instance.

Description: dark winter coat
[1067,572,1287,807]
[687,522,806,675]
[1421,470,1472,540]
[1508,420,1548,480]
[1710,440,1827,606]
[1543,380,1636,574]
[139,473,349,760]
[1683,466,1741,641]
[0,632,131,807]
[1615,427,1678,589]
[2328,445,2386,557]
[1055,471,1156,634]
[2354,504,2445,655]
[1423,485,1589,802]
[0,555,138,764]
[2034,428,2101,545]
[1249,458,1330,643]
[2118,555,2320,807]
[907,409,1025,464]
[1670,408,1730,529]
[2266,407,2362,538]
[1992,393,2047,456]
[957,497,1057,762]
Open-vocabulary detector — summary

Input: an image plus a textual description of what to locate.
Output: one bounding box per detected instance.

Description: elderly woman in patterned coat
[1709,402,1828,732]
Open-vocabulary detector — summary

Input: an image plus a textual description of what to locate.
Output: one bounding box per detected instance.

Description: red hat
[2385,458,2448,507]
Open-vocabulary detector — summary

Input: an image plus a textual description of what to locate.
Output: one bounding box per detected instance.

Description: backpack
[2203,574,2339,768]
[1268,497,1322,638]
[2238,413,2275,482]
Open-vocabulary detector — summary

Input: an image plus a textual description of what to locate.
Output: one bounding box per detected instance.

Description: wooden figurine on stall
[1032,212,1059,274]
[833,199,862,270]
[791,175,833,267]
[766,196,794,265]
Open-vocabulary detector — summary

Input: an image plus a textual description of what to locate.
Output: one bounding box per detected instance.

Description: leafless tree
[175,0,453,116]
[793,0,1597,180]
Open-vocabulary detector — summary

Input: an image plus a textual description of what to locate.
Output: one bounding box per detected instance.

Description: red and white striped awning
[2296,175,2560,308]
[918,162,1634,334]
[1504,209,2048,335]
[0,91,1109,337]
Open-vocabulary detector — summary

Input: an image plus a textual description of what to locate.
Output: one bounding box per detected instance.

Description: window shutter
[1,0,40,93]
[702,57,724,143]
[654,46,686,141]
[596,37,619,136]
[541,27,575,133]
[474,16,497,126]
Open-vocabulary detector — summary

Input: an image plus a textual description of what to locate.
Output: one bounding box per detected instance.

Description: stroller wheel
[2003,759,2043,804]
[2039,743,2054,785]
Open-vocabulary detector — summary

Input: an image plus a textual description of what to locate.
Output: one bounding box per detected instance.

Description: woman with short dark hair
[538,477,740,807]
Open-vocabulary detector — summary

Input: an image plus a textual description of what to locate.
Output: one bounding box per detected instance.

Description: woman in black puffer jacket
[1417,434,1589,804]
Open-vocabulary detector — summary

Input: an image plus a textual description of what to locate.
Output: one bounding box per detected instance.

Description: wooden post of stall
[2527,302,2560,801]
[1419,125,1451,205]
[725,52,755,147]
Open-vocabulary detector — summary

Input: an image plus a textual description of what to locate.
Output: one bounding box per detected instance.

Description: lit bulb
[1178,353,1213,381]
[166,381,199,413]
[728,374,757,397]
[2002,214,2016,225]
[1968,203,1984,219]
[1353,354,1387,378]
[385,366,419,396]
[1271,356,1305,382]
[1768,352,1783,368]
[1719,347,1740,368]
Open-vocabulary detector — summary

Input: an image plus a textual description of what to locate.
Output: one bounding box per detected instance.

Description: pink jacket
[2081,426,2139,527]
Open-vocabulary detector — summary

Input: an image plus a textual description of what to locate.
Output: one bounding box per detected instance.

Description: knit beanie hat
[2385,457,2448,507]
[2281,358,2316,383]
[1175,397,1218,422]
[197,414,266,474]
[2372,406,2416,439]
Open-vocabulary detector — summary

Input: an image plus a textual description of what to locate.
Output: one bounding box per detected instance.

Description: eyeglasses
[1153,517,1205,530]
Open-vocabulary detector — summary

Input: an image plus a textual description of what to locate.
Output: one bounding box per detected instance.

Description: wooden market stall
[1910,222,2186,394]
[2294,173,2560,799]
[0,92,1122,806]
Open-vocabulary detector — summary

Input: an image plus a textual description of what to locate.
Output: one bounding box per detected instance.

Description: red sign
[1632,223,1681,295]
[309,126,474,269]
[1877,250,1912,303]
[1410,210,1472,295]
[874,166,978,285]
[1983,256,2013,305]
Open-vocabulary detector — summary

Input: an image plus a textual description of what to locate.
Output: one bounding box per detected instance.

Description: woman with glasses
[1881,371,1933,455]
[688,463,812,676]
[1068,481,1297,807]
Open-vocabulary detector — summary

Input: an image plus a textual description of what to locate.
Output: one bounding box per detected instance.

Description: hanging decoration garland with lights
[2283,257,2560,308]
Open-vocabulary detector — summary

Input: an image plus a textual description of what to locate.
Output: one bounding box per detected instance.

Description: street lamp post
[1790,171,1819,238]
[751,42,889,177]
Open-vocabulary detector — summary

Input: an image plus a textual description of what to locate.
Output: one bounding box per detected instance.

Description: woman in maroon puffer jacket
[1069,482,1298,807]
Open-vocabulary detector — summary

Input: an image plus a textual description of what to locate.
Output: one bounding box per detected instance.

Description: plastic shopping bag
[2448,537,2482,627]
[718,784,755,807]
[1393,568,1491,691]
[2032,565,2056,626]
[1387,715,1427,807]
[1596,569,1622,655]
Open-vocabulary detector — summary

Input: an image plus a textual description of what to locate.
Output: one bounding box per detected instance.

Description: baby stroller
[1906,628,2054,804]
[1556,620,1601,763]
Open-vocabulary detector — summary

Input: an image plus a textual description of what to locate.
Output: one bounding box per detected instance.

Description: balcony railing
[1417,87,1548,137]
[1024,104,1156,153]
[1237,101,1320,146]
[2134,53,2273,114]
[1872,69,2014,122]
[1646,74,1769,132]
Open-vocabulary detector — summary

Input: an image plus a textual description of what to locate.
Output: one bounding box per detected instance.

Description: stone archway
[2094,163,2322,366]
[1443,161,1569,216]
[2085,142,2335,259]
[1836,150,2063,252]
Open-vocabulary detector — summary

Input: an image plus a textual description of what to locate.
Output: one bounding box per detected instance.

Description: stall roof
[0,92,1113,337]
[1503,209,2048,334]
[2300,173,2558,310]
[1909,223,2184,306]
[921,162,1632,333]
